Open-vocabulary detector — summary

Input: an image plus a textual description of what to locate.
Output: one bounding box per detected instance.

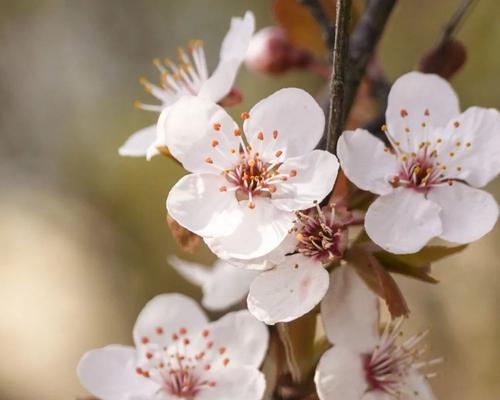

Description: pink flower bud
[245,27,313,75]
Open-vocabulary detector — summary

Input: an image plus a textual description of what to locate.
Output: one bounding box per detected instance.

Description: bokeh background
[1,0,499,399]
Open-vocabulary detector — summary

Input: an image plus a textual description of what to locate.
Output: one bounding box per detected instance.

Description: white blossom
[118,11,255,159]
[338,72,500,254]
[169,256,258,311]
[164,88,339,261]
[78,293,268,400]
[314,266,437,400]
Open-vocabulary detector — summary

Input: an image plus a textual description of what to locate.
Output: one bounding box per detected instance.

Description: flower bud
[245,26,313,75]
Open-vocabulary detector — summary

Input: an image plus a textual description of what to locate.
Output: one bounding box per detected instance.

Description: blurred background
[1,0,499,399]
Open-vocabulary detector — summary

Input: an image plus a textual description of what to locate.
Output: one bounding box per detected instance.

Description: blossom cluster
[79,9,500,400]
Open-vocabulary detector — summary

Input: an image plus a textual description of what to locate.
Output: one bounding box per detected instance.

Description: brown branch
[343,0,397,121]
[324,0,351,155]
[300,0,336,51]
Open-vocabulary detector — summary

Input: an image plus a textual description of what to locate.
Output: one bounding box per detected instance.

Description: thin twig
[324,0,351,155]
[300,0,336,51]
[436,0,477,48]
[343,0,397,122]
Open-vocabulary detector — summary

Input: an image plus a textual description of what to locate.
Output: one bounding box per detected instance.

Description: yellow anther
[381,124,388,132]
[296,233,305,241]
[164,58,175,68]
[248,202,255,209]
[152,57,161,66]
[248,159,256,167]
[133,100,142,109]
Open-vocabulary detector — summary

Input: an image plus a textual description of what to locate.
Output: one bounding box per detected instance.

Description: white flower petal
[314,347,368,400]
[321,265,379,352]
[362,391,393,400]
[338,129,398,195]
[428,182,498,244]
[206,310,269,367]
[442,107,500,187]
[198,11,255,102]
[247,254,329,324]
[203,197,294,260]
[166,173,243,238]
[220,11,256,62]
[386,72,459,151]
[77,345,158,400]
[169,256,258,311]
[168,256,212,288]
[161,96,240,173]
[198,59,242,103]
[243,88,325,159]
[197,366,265,400]
[208,232,298,271]
[118,125,157,158]
[132,293,208,348]
[365,188,442,254]
[401,371,436,400]
[271,150,339,212]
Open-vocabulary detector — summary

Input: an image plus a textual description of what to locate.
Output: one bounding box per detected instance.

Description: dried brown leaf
[166,215,202,254]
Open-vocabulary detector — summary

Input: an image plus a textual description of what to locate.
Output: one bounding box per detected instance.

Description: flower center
[383,109,473,193]
[222,153,285,207]
[363,318,440,397]
[136,327,231,399]
[209,118,296,209]
[292,204,352,263]
[387,142,452,193]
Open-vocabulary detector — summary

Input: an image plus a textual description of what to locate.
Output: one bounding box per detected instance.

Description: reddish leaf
[347,247,409,318]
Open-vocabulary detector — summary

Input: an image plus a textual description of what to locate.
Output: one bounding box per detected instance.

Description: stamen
[240,111,250,120]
